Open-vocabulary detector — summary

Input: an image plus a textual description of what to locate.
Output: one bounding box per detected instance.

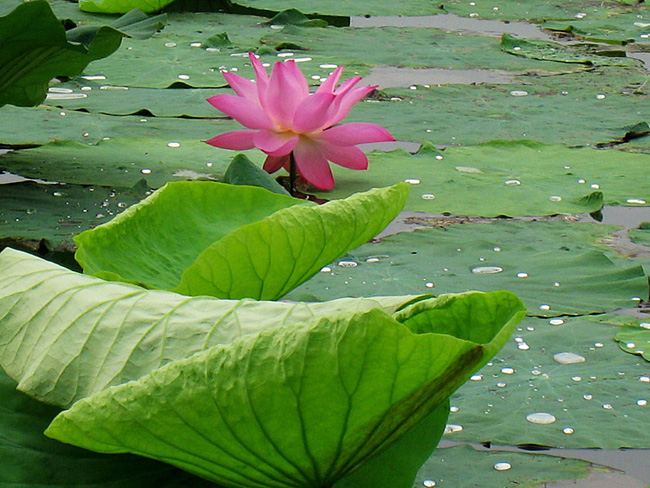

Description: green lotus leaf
[0,1,160,108]
[0,247,417,407]
[44,289,524,487]
[74,181,410,300]
[616,322,650,362]
[80,0,176,14]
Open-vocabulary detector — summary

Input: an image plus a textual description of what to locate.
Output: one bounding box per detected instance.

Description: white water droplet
[563,427,575,435]
[602,403,613,410]
[450,405,459,413]
[539,304,551,311]
[455,166,483,174]
[583,394,593,400]
[423,480,436,487]
[594,342,604,348]
[549,195,562,202]
[294,57,313,63]
[319,64,338,69]
[518,343,530,351]
[425,282,435,289]
[501,367,515,375]
[526,412,556,424]
[640,376,650,383]
[640,323,650,330]
[554,352,585,364]
[277,52,294,57]
[637,399,648,406]
[177,74,191,80]
[510,90,528,97]
[516,272,529,278]
[421,193,435,200]
[590,183,600,189]
[472,266,504,275]
[167,142,181,148]
[165,42,177,47]
[444,424,463,434]
[404,178,421,185]
[627,198,647,204]
[470,374,483,381]
[578,178,586,184]
[435,154,444,160]
[596,94,606,100]
[571,376,582,382]
[505,179,521,186]
[549,319,565,326]
[141,168,152,175]
[494,462,512,471]
[190,42,202,47]
[82,75,106,80]
[626,342,637,349]
[553,281,561,287]
[338,261,357,268]
[320,266,332,273]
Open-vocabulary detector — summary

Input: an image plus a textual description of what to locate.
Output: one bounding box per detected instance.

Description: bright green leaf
[0,247,418,407]
[223,153,290,195]
[44,289,524,487]
[75,182,409,299]
[80,0,176,14]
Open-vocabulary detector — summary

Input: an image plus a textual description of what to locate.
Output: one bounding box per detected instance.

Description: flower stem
[289,152,297,196]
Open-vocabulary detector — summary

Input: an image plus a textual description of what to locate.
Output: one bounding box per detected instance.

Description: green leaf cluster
[0,247,525,486]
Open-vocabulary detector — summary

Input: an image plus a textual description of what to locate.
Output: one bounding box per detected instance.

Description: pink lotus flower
[205,53,394,190]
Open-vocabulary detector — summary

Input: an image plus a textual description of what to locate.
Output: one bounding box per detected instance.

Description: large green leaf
[74,182,409,299]
[0,247,418,407]
[0,1,154,108]
[80,0,176,14]
[44,291,524,487]
[286,220,648,317]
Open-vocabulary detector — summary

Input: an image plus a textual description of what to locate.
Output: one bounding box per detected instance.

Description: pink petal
[325,85,376,127]
[317,123,394,146]
[315,66,343,94]
[253,131,299,156]
[207,94,274,130]
[292,92,336,133]
[293,139,335,190]
[334,76,362,95]
[266,61,309,128]
[204,130,257,150]
[222,72,259,103]
[320,143,368,170]
[263,154,290,173]
[249,53,269,108]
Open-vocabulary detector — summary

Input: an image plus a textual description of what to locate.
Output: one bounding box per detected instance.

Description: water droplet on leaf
[526,412,556,424]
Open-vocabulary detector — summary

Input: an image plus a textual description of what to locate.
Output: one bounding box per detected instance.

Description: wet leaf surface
[285,220,647,316]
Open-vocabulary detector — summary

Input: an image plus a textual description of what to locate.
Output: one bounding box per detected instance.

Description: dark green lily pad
[543,11,650,44]
[0,1,126,107]
[501,33,634,66]
[415,444,590,488]
[0,181,149,248]
[0,366,216,487]
[0,138,245,188]
[316,141,650,215]
[616,321,650,362]
[285,220,648,317]
[447,315,650,449]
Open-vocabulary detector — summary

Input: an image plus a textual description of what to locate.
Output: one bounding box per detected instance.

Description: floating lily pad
[543,11,650,44]
[0,104,224,146]
[616,321,650,362]
[316,141,650,215]
[629,223,650,247]
[0,138,245,188]
[501,33,633,66]
[348,66,649,148]
[416,444,590,488]
[286,220,648,317]
[447,315,650,449]
[0,181,148,248]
